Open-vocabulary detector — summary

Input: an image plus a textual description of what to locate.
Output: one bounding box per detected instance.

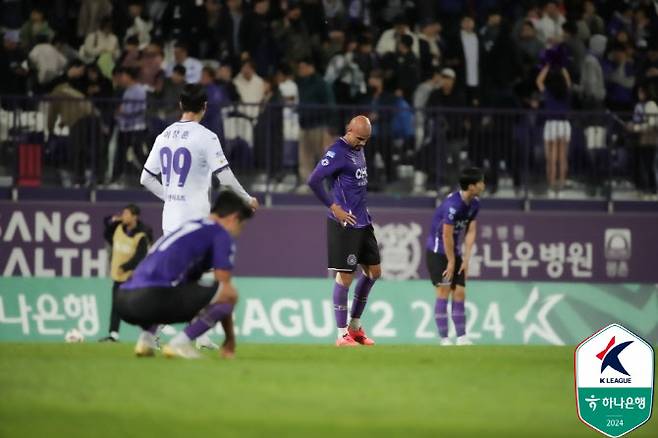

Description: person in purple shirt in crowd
[307,115,381,347]
[116,190,254,359]
[425,167,484,346]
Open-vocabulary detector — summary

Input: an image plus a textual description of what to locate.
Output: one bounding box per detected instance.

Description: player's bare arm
[459,220,477,278]
[442,223,456,281]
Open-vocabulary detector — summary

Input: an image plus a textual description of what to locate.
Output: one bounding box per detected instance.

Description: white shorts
[543,120,571,142]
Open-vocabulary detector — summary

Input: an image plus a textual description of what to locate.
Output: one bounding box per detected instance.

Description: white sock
[169,332,191,346]
[348,318,360,331]
[337,326,348,338]
[110,331,119,340]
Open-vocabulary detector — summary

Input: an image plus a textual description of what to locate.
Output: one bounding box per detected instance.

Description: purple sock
[452,300,466,337]
[333,283,349,328]
[350,276,375,319]
[434,298,449,338]
[184,302,234,340]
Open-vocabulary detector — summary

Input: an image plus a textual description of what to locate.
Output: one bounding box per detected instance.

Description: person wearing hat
[100,204,152,342]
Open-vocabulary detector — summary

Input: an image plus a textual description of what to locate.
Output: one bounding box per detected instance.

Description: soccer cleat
[195,334,219,350]
[456,336,473,346]
[336,333,359,347]
[163,342,203,359]
[348,327,375,346]
[98,336,117,343]
[439,337,453,346]
[134,340,155,357]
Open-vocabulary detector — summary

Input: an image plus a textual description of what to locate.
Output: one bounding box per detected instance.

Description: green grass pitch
[0,344,655,438]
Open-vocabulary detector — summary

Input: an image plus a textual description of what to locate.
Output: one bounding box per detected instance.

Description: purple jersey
[426,191,480,255]
[121,218,235,289]
[307,138,371,228]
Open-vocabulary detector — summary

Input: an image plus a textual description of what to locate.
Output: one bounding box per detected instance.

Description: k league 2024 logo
[575,324,654,437]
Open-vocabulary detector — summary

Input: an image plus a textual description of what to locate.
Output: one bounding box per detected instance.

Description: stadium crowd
[0,0,657,197]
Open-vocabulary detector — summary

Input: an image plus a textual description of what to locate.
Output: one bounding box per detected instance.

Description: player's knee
[453,287,466,301]
[336,272,354,287]
[368,265,382,280]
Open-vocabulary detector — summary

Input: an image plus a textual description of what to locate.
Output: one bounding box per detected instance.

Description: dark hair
[125,35,139,46]
[179,84,207,112]
[174,41,188,51]
[124,204,140,216]
[277,63,292,76]
[202,65,215,79]
[211,190,254,221]
[299,57,315,68]
[119,66,139,80]
[172,64,186,76]
[399,34,413,49]
[459,167,484,190]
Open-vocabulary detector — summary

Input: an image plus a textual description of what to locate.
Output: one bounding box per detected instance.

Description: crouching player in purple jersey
[116,191,253,359]
[307,115,381,347]
[426,168,484,346]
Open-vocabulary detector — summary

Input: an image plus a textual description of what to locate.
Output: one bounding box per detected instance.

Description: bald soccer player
[307,116,382,347]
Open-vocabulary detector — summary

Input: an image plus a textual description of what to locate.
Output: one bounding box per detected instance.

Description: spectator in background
[217,0,248,66]
[575,35,607,110]
[628,83,658,200]
[19,7,54,50]
[382,34,420,103]
[139,40,164,88]
[200,66,227,138]
[79,16,120,64]
[118,35,141,70]
[445,15,481,107]
[165,42,202,84]
[375,15,419,57]
[111,67,147,186]
[0,31,28,100]
[78,0,113,40]
[197,0,223,59]
[607,4,634,39]
[537,63,572,197]
[632,7,652,50]
[535,1,565,46]
[324,37,366,105]
[296,57,334,190]
[578,0,604,40]
[273,1,315,66]
[417,19,443,81]
[638,41,658,84]
[124,0,152,50]
[233,59,265,118]
[414,68,468,193]
[28,33,67,93]
[215,64,240,102]
[244,0,279,77]
[562,21,587,82]
[603,42,636,112]
[86,63,114,99]
[47,75,101,187]
[354,34,379,81]
[516,21,543,79]
[276,63,300,178]
[101,204,151,343]
[150,64,186,122]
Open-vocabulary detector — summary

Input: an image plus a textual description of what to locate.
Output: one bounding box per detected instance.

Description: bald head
[344,115,372,148]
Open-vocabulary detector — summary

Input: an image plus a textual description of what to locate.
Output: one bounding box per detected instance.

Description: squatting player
[426,167,484,346]
[140,84,258,348]
[116,191,253,359]
[307,115,381,347]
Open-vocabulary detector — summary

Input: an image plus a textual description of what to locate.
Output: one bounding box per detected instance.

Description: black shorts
[327,218,381,272]
[116,282,217,329]
[426,250,465,288]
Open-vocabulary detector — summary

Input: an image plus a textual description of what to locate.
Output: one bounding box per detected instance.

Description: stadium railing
[0,95,651,201]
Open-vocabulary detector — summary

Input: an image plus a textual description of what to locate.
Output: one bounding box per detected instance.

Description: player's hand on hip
[249,197,260,211]
[330,204,357,226]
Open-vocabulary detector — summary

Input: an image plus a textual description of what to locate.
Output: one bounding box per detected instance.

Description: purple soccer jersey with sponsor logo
[426,191,480,255]
[121,218,235,289]
[307,138,371,228]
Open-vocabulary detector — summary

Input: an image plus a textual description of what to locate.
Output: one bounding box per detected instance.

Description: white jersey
[144,120,229,234]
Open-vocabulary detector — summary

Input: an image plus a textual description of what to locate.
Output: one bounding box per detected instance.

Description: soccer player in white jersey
[140,84,258,348]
